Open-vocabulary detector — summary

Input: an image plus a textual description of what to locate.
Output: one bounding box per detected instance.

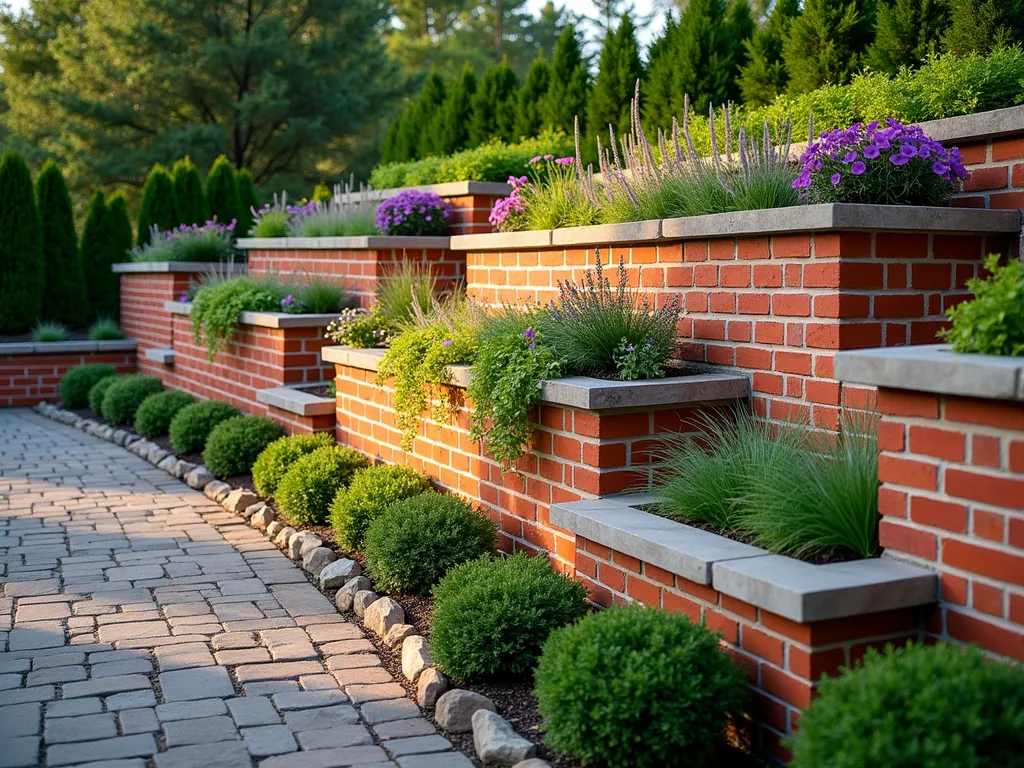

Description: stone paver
[0,409,461,768]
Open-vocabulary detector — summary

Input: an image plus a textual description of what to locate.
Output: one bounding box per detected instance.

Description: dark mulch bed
[296,384,334,398]
[586,362,704,382]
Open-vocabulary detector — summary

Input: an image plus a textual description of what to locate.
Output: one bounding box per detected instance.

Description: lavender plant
[130,220,236,262]
[375,190,452,236]
[289,181,377,237]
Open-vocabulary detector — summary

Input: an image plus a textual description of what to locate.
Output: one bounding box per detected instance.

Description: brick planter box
[1,340,137,407]
[323,345,748,567]
[450,204,1021,431]
[836,344,1024,663]
[237,236,464,309]
[338,180,511,235]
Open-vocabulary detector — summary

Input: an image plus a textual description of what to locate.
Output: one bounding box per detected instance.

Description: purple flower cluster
[489,175,531,231]
[375,190,451,237]
[130,218,237,263]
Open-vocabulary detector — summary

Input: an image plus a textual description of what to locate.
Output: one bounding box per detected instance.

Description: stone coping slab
[335,180,512,204]
[919,104,1024,144]
[449,229,553,251]
[144,348,175,365]
[550,496,938,622]
[0,339,138,356]
[322,346,749,410]
[835,343,1024,401]
[112,261,231,273]
[236,235,451,251]
[256,385,336,416]
[164,301,338,329]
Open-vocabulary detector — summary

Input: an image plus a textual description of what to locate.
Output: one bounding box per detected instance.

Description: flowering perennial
[130,219,236,263]
[375,190,451,237]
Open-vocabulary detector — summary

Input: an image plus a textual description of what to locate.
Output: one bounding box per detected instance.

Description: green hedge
[60,365,118,409]
[275,446,369,526]
[134,391,195,438]
[330,464,432,550]
[252,432,336,498]
[168,400,241,455]
[100,375,164,425]
[203,415,285,477]
[88,375,120,414]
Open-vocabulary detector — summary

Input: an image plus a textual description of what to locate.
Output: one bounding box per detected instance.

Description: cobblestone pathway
[0,409,470,768]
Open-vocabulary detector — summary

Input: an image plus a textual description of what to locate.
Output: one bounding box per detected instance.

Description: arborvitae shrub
[168,400,241,455]
[275,446,370,526]
[36,161,88,327]
[80,191,119,320]
[60,364,118,409]
[251,432,335,498]
[203,415,286,478]
[133,391,195,438]
[100,375,164,425]
[205,156,240,227]
[0,149,44,333]
[136,165,180,246]
[362,493,497,594]
[171,157,209,227]
[431,553,589,679]
[87,374,120,414]
[330,464,432,550]
[236,169,258,237]
[534,605,749,767]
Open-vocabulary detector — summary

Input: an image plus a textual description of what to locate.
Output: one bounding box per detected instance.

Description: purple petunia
[831,173,842,185]
[376,190,452,236]
[899,144,918,158]
[179,292,189,303]
[863,144,881,160]
[843,151,858,164]
[932,161,949,176]
[890,153,909,166]
[850,161,866,176]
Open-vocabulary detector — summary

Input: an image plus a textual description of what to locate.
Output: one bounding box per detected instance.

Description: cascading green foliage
[171,157,210,227]
[136,164,180,246]
[35,160,88,327]
[205,155,240,227]
[0,149,43,333]
[235,169,259,237]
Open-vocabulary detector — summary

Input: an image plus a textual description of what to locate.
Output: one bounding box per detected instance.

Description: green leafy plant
[291,273,349,314]
[31,321,71,343]
[375,262,436,331]
[942,254,1024,356]
[60,364,118,409]
[87,374,120,414]
[189,276,283,360]
[790,642,1024,768]
[431,553,589,680]
[250,209,288,238]
[205,155,240,227]
[288,185,378,237]
[133,391,195,438]
[100,375,164,425]
[252,432,335,497]
[168,400,241,455]
[325,308,389,348]
[534,604,749,768]
[362,493,497,594]
[275,445,370,526]
[171,156,210,228]
[330,464,432,550]
[88,317,124,341]
[130,221,236,263]
[202,415,286,478]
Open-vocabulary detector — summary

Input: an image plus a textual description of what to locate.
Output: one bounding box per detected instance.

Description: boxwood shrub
[431,553,588,680]
[60,364,118,409]
[362,493,496,594]
[790,642,1024,768]
[133,391,195,437]
[203,415,286,478]
[534,605,748,768]
[100,375,164,425]
[251,432,335,498]
[168,400,241,455]
[87,374,121,414]
[275,446,369,526]
[330,464,431,550]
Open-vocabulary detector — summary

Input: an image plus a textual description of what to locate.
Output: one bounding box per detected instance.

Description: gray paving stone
[295,725,374,750]
[119,708,160,734]
[396,754,475,768]
[104,690,158,711]
[90,658,152,677]
[282,704,360,732]
[243,681,299,696]
[44,712,117,744]
[258,745,389,768]
[271,690,347,710]
[162,715,240,747]
[46,698,100,718]
[155,643,216,670]
[46,733,158,766]
[62,673,151,698]
[154,741,251,768]
[156,699,228,722]
[241,724,298,757]
[26,665,86,686]
[0,735,38,768]
[259,628,317,661]
[0,703,41,738]
[345,682,407,704]
[360,697,424,724]
[226,696,280,727]
[372,718,437,740]
[384,735,454,757]
[159,667,234,701]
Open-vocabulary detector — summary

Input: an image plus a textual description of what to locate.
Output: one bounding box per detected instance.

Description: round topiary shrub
[168,400,241,455]
[789,642,1024,768]
[203,416,286,478]
[133,390,195,438]
[87,374,121,414]
[275,446,370,526]
[252,432,335,498]
[60,364,118,409]
[534,604,749,768]
[362,493,497,595]
[100,375,164,425]
[431,553,589,680]
[331,464,432,550]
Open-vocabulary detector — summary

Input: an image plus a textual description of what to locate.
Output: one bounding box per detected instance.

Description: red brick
[1009,440,1024,473]
[963,166,1008,191]
[876,233,928,259]
[993,137,1024,161]
[940,573,968,605]
[774,351,812,375]
[597,563,626,592]
[973,509,1005,542]
[878,486,907,518]
[943,539,1024,587]
[626,575,662,606]
[741,625,784,666]
[910,496,968,533]
[972,434,1002,468]
[753,264,783,288]
[880,519,937,560]
[721,595,757,621]
[908,425,965,462]
[877,389,939,418]
[788,645,845,680]
[761,665,813,708]
[946,609,1024,661]
[773,295,811,317]
[644,563,676,587]
[879,454,938,491]
[973,582,1005,617]
[946,467,1024,510]
[945,398,1024,432]
[612,551,642,573]
[662,591,700,622]
[704,611,739,643]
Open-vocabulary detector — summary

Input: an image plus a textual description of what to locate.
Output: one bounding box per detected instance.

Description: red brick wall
[951,136,1024,210]
[446,193,504,235]
[120,273,194,377]
[876,388,1024,662]
[1,349,136,407]
[464,229,1014,431]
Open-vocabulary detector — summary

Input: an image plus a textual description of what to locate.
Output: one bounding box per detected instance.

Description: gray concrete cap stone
[435,689,496,733]
[364,596,404,637]
[319,558,362,589]
[472,710,538,766]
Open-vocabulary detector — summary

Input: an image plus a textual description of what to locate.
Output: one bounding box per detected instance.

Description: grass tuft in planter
[275,446,369,526]
[87,375,121,414]
[331,464,432,550]
[362,493,496,595]
[431,553,588,680]
[168,400,241,456]
[252,432,336,498]
[100,375,164,425]
[60,364,118,409]
[133,391,195,438]
[203,415,286,478]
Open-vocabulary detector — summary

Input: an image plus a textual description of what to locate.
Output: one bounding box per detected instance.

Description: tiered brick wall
[1,347,136,407]
[875,389,1024,662]
[120,272,194,376]
[445,193,505,235]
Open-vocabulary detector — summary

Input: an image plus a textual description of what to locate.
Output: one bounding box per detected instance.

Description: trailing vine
[190,278,279,361]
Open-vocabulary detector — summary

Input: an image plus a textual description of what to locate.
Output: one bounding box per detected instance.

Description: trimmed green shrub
[168,400,241,455]
[362,493,497,594]
[236,169,258,238]
[0,149,44,333]
[100,375,164,425]
[331,464,432,550]
[275,446,370,526]
[790,642,1024,768]
[81,191,129,320]
[172,157,210,227]
[431,553,589,680]
[87,374,120,414]
[60,364,118,409]
[133,391,195,438]
[36,161,88,327]
[534,605,749,768]
[106,195,135,263]
[252,432,335,498]
[136,164,179,246]
[203,415,285,478]
[205,155,240,226]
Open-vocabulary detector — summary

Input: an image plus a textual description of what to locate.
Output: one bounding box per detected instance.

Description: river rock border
[32,401,546,768]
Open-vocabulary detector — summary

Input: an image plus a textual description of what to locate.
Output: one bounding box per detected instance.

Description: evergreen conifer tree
[588,13,644,140]
[81,191,113,319]
[435,64,477,155]
[539,26,590,136]
[106,194,135,267]
[867,0,947,73]
[171,157,209,226]
[236,169,258,238]
[416,71,448,158]
[136,165,179,246]
[469,58,520,145]
[36,160,88,327]
[513,55,552,140]
[643,14,680,130]
[205,156,240,228]
[944,0,1024,55]
[739,0,800,106]
[783,0,877,94]
[0,149,43,333]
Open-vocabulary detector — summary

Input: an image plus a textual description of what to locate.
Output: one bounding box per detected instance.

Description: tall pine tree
[205,156,240,227]
[739,0,800,106]
[435,64,478,155]
[106,194,134,271]
[783,0,877,94]
[36,160,88,327]
[469,58,520,145]
[80,191,115,319]
[136,165,179,246]
[416,71,448,158]
[944,0,1024,55]
[172,157,209,226]
[513,55,552,140]
[539,26,590,136]
[588,13,644,140]
[867,0,947,74]
[0,150,43,333]
[236,169,258,238]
